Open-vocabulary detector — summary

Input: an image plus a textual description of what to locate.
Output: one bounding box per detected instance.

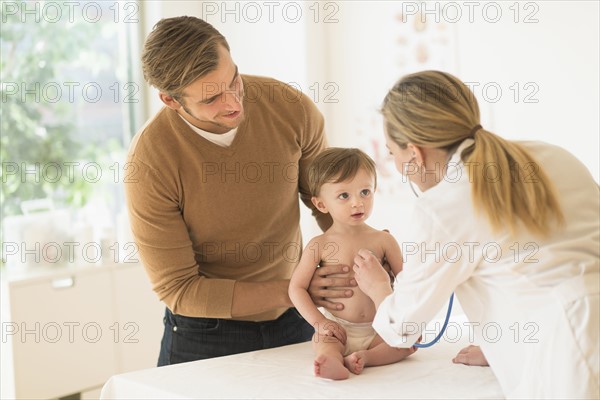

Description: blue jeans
[157,307,313,366]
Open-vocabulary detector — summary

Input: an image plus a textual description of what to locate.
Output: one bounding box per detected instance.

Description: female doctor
[353,70,599,398]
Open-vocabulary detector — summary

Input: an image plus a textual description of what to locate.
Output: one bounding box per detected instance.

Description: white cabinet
[1,263,164,399]
[111,264,165,373]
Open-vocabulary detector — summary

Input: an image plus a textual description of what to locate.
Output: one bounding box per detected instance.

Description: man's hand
[308,264,356,311]
[452,345,489,366]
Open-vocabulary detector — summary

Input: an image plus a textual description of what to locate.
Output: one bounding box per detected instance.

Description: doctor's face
[384,127,415,179]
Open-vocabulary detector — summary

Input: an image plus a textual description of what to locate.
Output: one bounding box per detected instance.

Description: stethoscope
[412,293,455,348]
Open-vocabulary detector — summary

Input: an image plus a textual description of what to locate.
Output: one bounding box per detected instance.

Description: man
[125,16,353,366]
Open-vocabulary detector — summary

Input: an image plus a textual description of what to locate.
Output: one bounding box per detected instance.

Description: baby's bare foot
[344,351,366,375]
[314,354,350,380]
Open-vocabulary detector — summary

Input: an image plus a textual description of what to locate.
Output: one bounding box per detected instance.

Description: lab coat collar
[450,138,475,163]
[446,138,474,180]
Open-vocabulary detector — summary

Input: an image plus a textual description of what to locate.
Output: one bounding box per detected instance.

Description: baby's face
[317,168,376,225]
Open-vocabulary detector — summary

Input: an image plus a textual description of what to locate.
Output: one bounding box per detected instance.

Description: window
[1,1,144,267]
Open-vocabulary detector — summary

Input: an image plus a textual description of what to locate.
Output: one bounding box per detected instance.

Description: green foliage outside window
[1,3,128,218]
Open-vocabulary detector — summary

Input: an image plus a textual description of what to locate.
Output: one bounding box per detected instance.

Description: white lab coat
[373,139,599,399]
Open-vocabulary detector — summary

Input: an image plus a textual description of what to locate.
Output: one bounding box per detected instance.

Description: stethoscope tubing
[413,293,455,348]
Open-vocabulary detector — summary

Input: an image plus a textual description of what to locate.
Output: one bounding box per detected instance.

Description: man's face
[166,45,245,134]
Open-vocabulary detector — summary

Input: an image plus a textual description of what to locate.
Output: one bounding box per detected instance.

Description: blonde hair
[141,16,230,98]
[382,70,564,237]
[308,148,377,196]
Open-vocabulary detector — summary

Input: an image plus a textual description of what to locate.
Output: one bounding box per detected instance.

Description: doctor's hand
[452,345,489,366]
[353,249,394,308]
[308,264,356,312]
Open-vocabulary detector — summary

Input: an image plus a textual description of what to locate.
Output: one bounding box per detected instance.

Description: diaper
[320,309,378,356]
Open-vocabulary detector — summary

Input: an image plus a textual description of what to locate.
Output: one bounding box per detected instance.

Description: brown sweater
[125,75,330,321]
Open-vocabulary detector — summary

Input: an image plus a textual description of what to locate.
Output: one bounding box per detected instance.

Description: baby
[289,147,415,380]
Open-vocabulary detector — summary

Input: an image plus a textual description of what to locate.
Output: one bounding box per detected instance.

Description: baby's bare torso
[315,229,387,323]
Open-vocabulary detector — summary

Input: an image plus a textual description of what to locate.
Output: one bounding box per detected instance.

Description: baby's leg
[344,335,416,375]
[313,333,350,380]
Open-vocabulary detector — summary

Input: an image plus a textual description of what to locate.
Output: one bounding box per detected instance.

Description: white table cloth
[101,315,504,399]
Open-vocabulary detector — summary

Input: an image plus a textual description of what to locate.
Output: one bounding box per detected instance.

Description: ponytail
[464,128,564,237]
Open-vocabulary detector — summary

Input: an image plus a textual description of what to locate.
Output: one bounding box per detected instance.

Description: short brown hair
[141,16,230,97]
[308,148,377,196]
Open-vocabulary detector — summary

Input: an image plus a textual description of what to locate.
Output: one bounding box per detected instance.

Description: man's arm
[125,156,291,319]
[231,280,291,317]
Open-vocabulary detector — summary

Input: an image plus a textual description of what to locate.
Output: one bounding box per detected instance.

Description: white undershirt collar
[179,115,237,147]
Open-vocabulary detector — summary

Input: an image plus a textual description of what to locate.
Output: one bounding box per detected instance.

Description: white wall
[455,1,599,183]
[139,1,599,241]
